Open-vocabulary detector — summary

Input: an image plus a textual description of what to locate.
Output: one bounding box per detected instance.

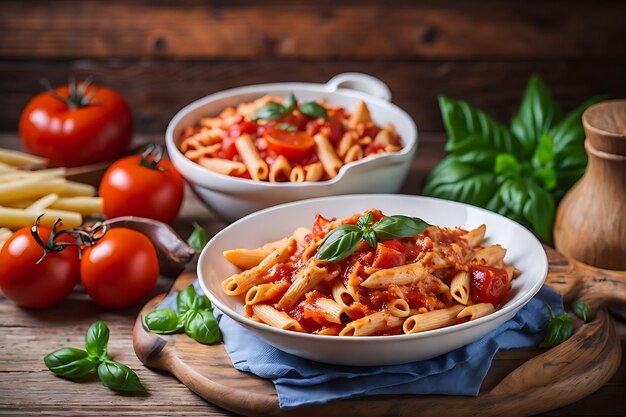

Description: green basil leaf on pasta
[316,225,362,262]
[299,101,328,119]
[252,102,286,120]
[373,215,432,241]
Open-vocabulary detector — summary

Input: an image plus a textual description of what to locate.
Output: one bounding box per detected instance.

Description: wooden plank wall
[1,0,625,136]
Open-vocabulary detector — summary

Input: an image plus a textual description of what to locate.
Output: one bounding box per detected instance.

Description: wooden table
[0,133,624,416]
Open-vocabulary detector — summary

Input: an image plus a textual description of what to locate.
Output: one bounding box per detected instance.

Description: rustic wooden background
[1,0,626,140]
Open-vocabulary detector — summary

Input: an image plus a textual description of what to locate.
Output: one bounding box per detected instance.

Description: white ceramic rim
[164,75,418,190]
[197,194,548,345]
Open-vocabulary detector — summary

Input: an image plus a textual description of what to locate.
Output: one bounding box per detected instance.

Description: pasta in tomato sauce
[179,95,403,182]
[221,209,519,336]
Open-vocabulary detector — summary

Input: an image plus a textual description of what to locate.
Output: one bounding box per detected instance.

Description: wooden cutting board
[132,246,626,417]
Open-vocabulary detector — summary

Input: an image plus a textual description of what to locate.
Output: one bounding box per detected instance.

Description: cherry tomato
[264,126,315,160]
[99,145,184,224]
[19,79,132,167]
[470,265,511,308]
[80,228,158,309]
[0,226,79,308]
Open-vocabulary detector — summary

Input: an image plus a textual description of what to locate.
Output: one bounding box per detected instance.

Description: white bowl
[197,194,548,366]
[165,73,418,222]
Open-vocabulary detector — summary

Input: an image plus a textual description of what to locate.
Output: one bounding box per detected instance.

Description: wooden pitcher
[554,100,626,270]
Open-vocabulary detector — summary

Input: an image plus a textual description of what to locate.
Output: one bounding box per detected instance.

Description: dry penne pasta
[222,209,517,336]
[27,193,60,212]
[0,177,66,204]
[50,197,103,215]
[178,95,403,183]
[0,206,82,230]
[0,227,12,249]
[0,148,47,168]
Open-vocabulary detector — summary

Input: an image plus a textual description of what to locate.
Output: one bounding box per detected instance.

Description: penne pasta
[277,259,338,310]
[458,303,495,321]
[50,196,104,215]
[314,133,343,179]
[269,155,291,182]
[222,237,296,296]
[403,305,465,334]
[251,304,304,332]
[235,134,269,181]
[0,177,66,204]
[0,206,82,230]
[348,100,373,128]
[26,193,60,212]
[198,157,247,177]
[221,209,517,337]
[0,148,47,168]
[360,262,430,289]
[304,162,324,182]
[450,271,470,305]
[223,237,289,270]
[289,166,305,183]
[343,144,363,164]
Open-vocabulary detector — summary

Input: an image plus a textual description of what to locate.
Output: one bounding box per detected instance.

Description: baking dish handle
[326,73,392,102]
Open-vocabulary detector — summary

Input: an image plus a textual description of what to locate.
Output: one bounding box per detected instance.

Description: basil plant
[423,75,602,243]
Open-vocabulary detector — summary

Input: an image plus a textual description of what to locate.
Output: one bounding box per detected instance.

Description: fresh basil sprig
[571,299,592,322]
[187,222,208,252]
[252,92,327,121]
[423,75,603,243]
[316,213,431,262]
[44,321,145,392]
[144,284,221,345]
[540,304,574,348]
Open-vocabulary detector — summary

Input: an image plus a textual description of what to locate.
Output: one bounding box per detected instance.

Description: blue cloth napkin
[159,282,562,409]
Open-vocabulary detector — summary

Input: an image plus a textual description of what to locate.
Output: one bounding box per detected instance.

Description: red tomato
[0,226,79,308]
[19,80,132,167]
[372,240,407,269]
[99,146,185,224]
[470,265,510,307]
[264,126,315,160]
[80,228,158,309]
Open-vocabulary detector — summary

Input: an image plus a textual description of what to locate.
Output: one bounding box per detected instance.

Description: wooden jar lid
[583,100,626,156]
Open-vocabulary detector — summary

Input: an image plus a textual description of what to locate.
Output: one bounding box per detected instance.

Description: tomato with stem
[80,228,158,309]
[0,218,79,308]
[19,78,132,167]
[99,144,185,224]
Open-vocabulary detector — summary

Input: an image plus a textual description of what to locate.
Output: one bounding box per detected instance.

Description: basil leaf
[97,361,145,392]
[184,309,221,345]
[540,305,573,348]
[85,320,109,359]
[277,122,298,132]
[177,285,198,315]
[533,167,557,191]
[177,309,193,328]
[252,102,286,120]
[532,133,554,168]
[283,92,297,112]
[144,309,182,334]
[299,101,328,119]
[494,153,521,179]
[572,300,592,322]
[511,74,562,156]
[497,178,555,243]
[187,222,208,252]
[438,96,520,155]
[316,225,362,262]
[44,347,99,379]
[423,156,500,208]
[357,212,373,229]
[373,215,432,241]
[363,230,377,248]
